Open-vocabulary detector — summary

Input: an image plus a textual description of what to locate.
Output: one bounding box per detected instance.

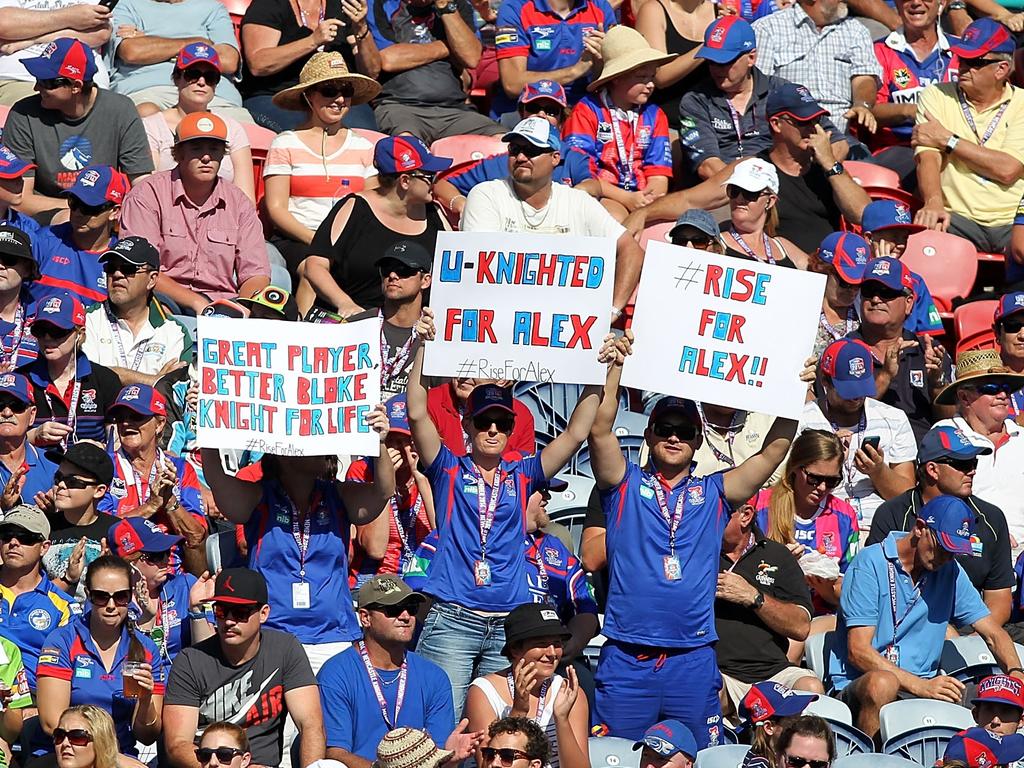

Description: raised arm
[407,309,443,467]
[722,417,797,506]
[198,447,262,524]
[340,404,396,524]
[586,331,632,489]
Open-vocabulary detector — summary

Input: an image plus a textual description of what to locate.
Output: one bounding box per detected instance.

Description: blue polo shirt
[443,148,596,194]
[244,478,360,644]
[318,646,454,760]
[424,445,545,611]
[0,572,78,689]
[526,531,598,622]
[37,613,165,755]
[29,224,113,308]
[827,532,989,691]
[0,444,58,513]
[602,464,730,648]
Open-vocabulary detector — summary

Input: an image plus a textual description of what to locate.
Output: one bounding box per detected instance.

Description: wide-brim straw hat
[588,26,677,92]
[935,348,1024,405]
[273,51,381,110]
[373,728,453,768]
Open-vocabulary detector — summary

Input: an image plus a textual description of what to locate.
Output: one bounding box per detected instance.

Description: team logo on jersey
[893,67,912,89]
[638,126,651,148]
[755,561,777,586]
[708,725,720,746]
[596,122,613,142]
[686,485,705,506]
[28,609,52,631]
[543,547,562,567]
[110,477,128,499]
[640,485,654,499]
[910,369,925,388]
[821,531,836,556]
[80,389,97,413]
[712,117,731,131]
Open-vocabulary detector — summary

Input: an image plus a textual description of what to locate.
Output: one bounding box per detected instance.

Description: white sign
[425,231,614,384]
[622,242,825,419]
[196,316,381,456]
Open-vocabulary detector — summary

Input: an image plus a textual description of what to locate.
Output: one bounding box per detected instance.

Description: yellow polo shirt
[915,82,1024,227]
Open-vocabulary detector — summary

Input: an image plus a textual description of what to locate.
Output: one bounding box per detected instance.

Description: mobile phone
[862,436,881,451]
[100,0,120,11]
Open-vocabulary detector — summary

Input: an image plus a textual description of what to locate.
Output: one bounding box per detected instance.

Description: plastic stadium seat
[640,222,674,250]
[803,631,833,681]
[351,128,388,145]
[547,474,595,517]
[695,745,749,768]
[430,134,506,166]
[243,123,276,206]
[589,737,641,768]
[953,300,999,355]
[878,700,974,745]
[882,726,962,766]
[844,161,917,208]
[830,722,874,757]
[215,0,251,47]
[834,754,924,768]
[900,230,978,317]
[804,694,853,725]
[937,636,1024,682]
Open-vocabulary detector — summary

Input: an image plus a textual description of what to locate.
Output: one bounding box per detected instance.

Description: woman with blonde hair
[53,705,119,768]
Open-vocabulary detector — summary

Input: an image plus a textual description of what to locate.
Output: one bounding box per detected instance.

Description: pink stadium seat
[953,300,999,354]
[901,230,978,318]
[845,160,917,208]
[242,123,276,206]
[430,134,506,166]
[639,221,674,251]
[216,0,251,46]
[351,128,388,145]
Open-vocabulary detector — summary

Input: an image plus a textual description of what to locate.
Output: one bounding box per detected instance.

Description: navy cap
[648,397,700,426]
[995,291,1024,324]
[919,495,976,556]
[740,682,818,725]
[820,339,875,400]
[64,166,128,208]
[632,721,698,760]
[31,293,85,331]
[767,83,829,122]
[0,146,34,179]
[107,384,167,419]
[695,17,756,64]
[951,18,1015,58]
[0,373,33,406]
[918,425,992,463]
[467,384,515,418]
[108,517,182,558]
[862,256,915,296]
[386,393,410,435]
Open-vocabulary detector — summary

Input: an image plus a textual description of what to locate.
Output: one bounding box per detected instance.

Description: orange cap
[174,112,228,145]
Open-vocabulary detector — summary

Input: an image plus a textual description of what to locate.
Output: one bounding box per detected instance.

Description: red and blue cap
[0,145,34,179]
[467,384,515,418]
[918,425,992,463]
[695,17,756,64]
[739,682,818,726]
[22,38,97,83]
[951,18,1015,59]
[176,42,222,72]
[385,393,410,435]
[632,720,698,760]
[943,727,1024,767]
[820,339,875,400]
[971,675,1024,711]
[373,136,452,175]
[0,373,33,406]
[64,166,129,208]
[767,82,828,122]
[31,293,85,331]
[919,495,976,556]
[519,80,567,107]
[994,291,1024,324]
[107,384,167,419]
[817,232,870,285]
[862,256,915,296]
[108,517,183,558]
[861,200,924,234]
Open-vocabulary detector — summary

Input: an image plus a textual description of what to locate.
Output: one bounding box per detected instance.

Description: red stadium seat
[430,134,505,166]
[844,160,917,208]
[242,123,276,206]
[901,230,978,318]
[953,300,999,354]
[216,0,251,47]
[639,221,673,250]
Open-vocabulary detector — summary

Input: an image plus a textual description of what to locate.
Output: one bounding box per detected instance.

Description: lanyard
[290,0,325,28]
[358,641,407,729]
[957,89,1010,146]
[725,98,746,155]
[289,497,316,580]
[730,230,775,265]
[151,589,172,660]
[601,91,639,191]
[506,670,551,722]
[650,474,686,557]
[391,492,423,561]
[821,399,866,500]
[473,464,503,559]
[886,560,924,648]
[379,313,417,391]
[44,377,82,447]
[697,404,744,469]
[119,450,165,507]
[0,303,25,371]
[726,532,757,573]
[106,305,147,371]
[820,307,858,342]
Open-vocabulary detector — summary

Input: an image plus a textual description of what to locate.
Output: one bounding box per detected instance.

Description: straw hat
[588,26,677,92]
[272,51,381,110]
[935,348,1024,405]
[373,728,453,768]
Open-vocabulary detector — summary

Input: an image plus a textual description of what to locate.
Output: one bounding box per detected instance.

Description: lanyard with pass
[602,92,639,191]
[506,669,551,722]
[391,492,423,569]
[0,304,25,371]
[289,495,317,609]
[725,98,747,155]
[106,305,148,371]
[650,474,686,581]
[730,229,775,265]
[358,641,407,729]
[150,591,171,660]
[45,378,82,448]
[379,312,418,391]
[120,449,166,507]
[957,89,1010,146]
[697,405,743,469]
[885,560,924,664]
[820,307,858,342]
[472,464,502,587]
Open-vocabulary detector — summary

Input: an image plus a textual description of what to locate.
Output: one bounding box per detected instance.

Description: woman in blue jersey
[200,404,394,674]
[407,307,622,711]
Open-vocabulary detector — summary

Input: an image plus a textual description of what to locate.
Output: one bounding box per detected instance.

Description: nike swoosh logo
[222,671,279,725]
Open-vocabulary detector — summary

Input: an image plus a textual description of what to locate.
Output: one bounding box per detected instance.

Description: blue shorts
[593,640,723,748]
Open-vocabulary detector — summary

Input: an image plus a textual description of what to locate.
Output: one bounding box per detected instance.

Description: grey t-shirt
[3,88,155,197]
[164,629,317,766]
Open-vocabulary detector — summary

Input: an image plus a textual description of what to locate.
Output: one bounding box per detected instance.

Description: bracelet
[354,27,369,41]
[448,194,466,211]
[1008,667,1024,675]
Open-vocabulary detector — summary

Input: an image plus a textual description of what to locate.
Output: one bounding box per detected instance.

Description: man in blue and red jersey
[0,224,40,372]
[31,165,126,308]
[585,330,797,746]
[493,0,614,119]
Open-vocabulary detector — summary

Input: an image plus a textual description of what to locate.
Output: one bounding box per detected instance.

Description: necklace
[517,192,553,230]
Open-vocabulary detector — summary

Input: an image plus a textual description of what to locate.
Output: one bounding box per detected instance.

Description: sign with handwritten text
[622,242,825,418]
[425,231,614,384]
[196,316,381,456]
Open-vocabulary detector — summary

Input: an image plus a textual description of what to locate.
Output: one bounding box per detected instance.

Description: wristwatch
[945,134,960,154]
[435,1,458,14]
[824,161,845,178]
[751,591,765,610]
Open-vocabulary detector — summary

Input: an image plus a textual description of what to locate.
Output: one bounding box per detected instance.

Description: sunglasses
[32,324,74,341]
[522,101,562,116]
[371,600,420,618]
[53,470,97,490]
[800,466,843,490]
[181,66,221,86]
[726,185,769,202]
[861,283,905,301]
[959,57,1004,71]
[508,142,552,159]
[0,528,44,545]
[88,588,132,607]
[971,381,1017,396]
[313,83,354,99]
[53,728,93,747]
[102,261,151,277]
[0,396,29,413]
[472,414,515,433]
[140,550,171,564]
[214,603,260,622]
[651,421,698,440]
[378,261,421,279]
[68,198,114,217]
[406,171,436,183]
[933,457,978,473]
[784,756,829,768]
[0,254,27,270]
[1000,318,1024,334]
[38,78,73,90]
[481,748,533,766]
[195,747,245,764]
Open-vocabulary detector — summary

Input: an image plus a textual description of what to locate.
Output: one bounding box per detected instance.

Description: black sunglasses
[672,234,716,249]
[53,728,93,747]
[472,414,515,433]
[313,83,354,99]
[195,747,245,764]
[861,283,905,301]
[371,600,420,618]
[406,171,436,183]
[800,466,843,490]
[0,396,29,414]
[651,421,698,440]
[0,527,44,545]
[38,77,73,90]
[971,381,1017,396]
[181,66,221,86]
[88,588,132,607]
[53,470,97,490]
[140,549,171,564]
[102,261,151,277]
[959,57,1004,70]
[508,142,552,159]
[378,261,421,279]
[1000,318,1024,334]
[784,757,829,768]
[726,185,769,201]
[481,748,533,766]
[0,253,27,270]
[933,456,978,473]
[32,324,74,341]
[523,101,562,116]
[214,603,260,622]
[68,197,114,217]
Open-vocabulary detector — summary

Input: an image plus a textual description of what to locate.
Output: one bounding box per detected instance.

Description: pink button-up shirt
[119,169,269,301]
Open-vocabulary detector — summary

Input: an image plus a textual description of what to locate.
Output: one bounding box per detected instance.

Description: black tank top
[651,1,708,131]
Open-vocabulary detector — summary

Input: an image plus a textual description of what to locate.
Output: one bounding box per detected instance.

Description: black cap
[0,224,38,279]
[99,236,160,270]
[46,442,114,486]
[375,241,433,272]
[214,567,268,605]
[501,603,571,656]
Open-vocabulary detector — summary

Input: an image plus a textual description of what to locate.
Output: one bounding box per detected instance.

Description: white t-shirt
[799,397,917,530]
[461,178,625,239]
[0,0,110,87]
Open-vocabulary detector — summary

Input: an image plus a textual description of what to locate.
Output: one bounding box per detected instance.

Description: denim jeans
[415,601,508,714]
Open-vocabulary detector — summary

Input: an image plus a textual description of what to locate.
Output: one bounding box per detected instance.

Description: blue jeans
[415,601,508,714]
[244,95,379,133]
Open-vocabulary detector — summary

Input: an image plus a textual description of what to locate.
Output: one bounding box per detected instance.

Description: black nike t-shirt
[164,629,317,766]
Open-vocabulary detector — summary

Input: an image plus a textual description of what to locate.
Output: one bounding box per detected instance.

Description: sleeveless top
[651,1,707,131]
[471,674,565,768]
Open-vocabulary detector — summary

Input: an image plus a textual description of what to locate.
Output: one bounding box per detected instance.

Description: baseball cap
[862,256,915,296]
[385,394,410,435]
[0,504,49,540]
[107,384,167,419]
[99,236,160,270]
[64,166,129,209]
[723,157,779,194]
[766,83,829,122]
[22,38,97,83]
[0,372,33,406]
[972,675,1024,711]
[46,442,114,486]
[918,425,992,464]
[374,136,452,175]
[176,42,221,71]
[214,567,268,606]
[237,287,300,321]
[0,146,34,179]
[669,209,721,243]
[503,116,562,152]
[739,682,818,726]
[951,18,1015,59]
[519,80,568,108]
[467,384,515,418]
[356,575,425,609]
[943,727,1024,768]
[542,476,569,493]
[632,721,698,760]
[32,293,86,331]
[817,232,870,285]
[994,291,1024,324]
[200,299,250,320]
[648,396,700,426]
[375,241,433,273]
[108,517,183,559]
[501,603,571,656]
[919,495,976,556]
[820,339,875,400]
[860,200,925,235]
[695,17,756,64]
[0,224,37,278]
[175,112,229,145]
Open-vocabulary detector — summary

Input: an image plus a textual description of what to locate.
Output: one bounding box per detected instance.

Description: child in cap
[971,675,1024,736]
[943,726,1024,767]
[809,232,870,357]
[739,683,818,768]
[563,26,675,222]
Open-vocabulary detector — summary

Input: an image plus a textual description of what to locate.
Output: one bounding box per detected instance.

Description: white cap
[723,158,779,195]
[501,116,562,151]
